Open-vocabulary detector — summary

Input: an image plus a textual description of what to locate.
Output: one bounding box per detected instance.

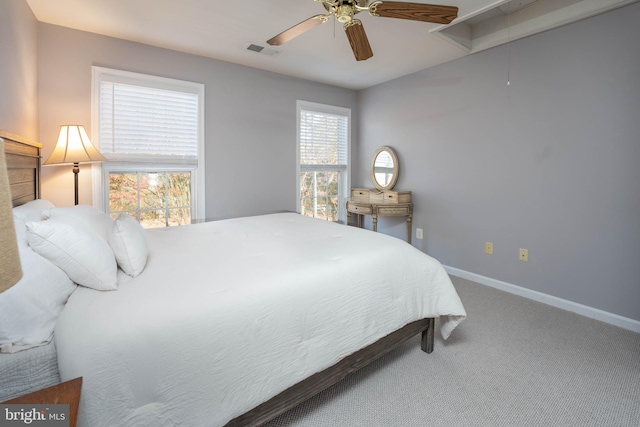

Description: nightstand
[2,377,82,427]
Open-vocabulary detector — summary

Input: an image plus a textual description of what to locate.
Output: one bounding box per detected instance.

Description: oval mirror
[371,146,399,191]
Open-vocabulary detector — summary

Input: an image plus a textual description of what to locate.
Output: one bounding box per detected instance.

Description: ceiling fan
[266,1,459,61]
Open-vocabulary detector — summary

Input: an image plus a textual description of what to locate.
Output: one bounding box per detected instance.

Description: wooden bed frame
[2,131,435,427]
[1,131,42,207]
[228,318,435,426]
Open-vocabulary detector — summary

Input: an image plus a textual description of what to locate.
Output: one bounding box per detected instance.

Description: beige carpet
[265,276,640,426]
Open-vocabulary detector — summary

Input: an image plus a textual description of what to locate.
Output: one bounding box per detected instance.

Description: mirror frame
[370,146,399,191]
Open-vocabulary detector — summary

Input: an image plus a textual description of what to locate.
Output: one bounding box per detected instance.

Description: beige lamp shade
[43,125,107,165]
[43,125,106,205]
[0,145,23,292]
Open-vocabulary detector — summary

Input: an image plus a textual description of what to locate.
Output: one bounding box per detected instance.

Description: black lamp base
[73,162,79,205]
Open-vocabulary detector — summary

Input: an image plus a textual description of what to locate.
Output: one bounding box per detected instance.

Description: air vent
[245,43,279,56]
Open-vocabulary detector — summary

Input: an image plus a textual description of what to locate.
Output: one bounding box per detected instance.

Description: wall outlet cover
[485,242,493,254]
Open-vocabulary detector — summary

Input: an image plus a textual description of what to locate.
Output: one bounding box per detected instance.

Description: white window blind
[92,66,205,222]
[299,110,348,166]
[99,81,199,164]
[297,101,351,223]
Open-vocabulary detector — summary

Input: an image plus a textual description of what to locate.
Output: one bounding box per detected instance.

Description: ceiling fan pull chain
[506,3,512,87]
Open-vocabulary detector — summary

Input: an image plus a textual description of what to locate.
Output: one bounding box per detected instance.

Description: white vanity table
[346,146,413,243]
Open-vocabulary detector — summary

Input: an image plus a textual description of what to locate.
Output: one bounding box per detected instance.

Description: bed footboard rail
[226,317,435,427]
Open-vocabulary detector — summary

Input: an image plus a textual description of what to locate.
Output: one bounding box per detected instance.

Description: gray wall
[36,23,359,215]
[0,0,38,140]
[4,0,638,322]
[357,3,640,321]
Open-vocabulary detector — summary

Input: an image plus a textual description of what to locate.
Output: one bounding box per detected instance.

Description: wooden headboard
[0,131,42,207]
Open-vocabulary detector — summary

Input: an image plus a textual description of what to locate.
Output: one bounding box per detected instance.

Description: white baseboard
[444,266,640,334]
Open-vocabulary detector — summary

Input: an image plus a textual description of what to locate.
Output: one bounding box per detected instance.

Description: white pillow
[42,205,114,242]
[26,216,118,291]
[13,200,54,247]
[13,216,28,248]
[12,199,55,222]
[109,214,149,277]
[0,245,77,353]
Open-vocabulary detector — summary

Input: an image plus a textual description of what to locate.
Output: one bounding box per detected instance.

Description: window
[92,67,205,228]
[297,101,350,223]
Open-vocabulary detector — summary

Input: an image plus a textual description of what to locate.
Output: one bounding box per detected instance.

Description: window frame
[91,66,205,222]
[296,100,351,223]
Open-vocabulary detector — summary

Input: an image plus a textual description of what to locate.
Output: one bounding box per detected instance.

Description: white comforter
[55,213,466,427]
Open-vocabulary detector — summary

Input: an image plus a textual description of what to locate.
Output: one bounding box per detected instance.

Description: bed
[1,134,466,426]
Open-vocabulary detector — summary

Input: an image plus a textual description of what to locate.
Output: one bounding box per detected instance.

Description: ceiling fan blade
[369,1,458,25]
[267,15,329,46]
[344,19,373,61]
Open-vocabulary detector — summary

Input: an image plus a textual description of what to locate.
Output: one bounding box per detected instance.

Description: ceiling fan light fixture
[336,5,355,22]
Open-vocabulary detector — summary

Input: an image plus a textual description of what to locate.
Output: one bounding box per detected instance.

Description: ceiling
[25,0,636,90]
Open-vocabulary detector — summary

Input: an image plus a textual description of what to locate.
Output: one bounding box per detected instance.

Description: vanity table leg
[406,212,412,244]
[372,213,378,232]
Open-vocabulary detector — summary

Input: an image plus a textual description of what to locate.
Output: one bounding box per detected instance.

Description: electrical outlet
[416,228,423,240]
[519,248,529,262]
[485,242,493,255]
